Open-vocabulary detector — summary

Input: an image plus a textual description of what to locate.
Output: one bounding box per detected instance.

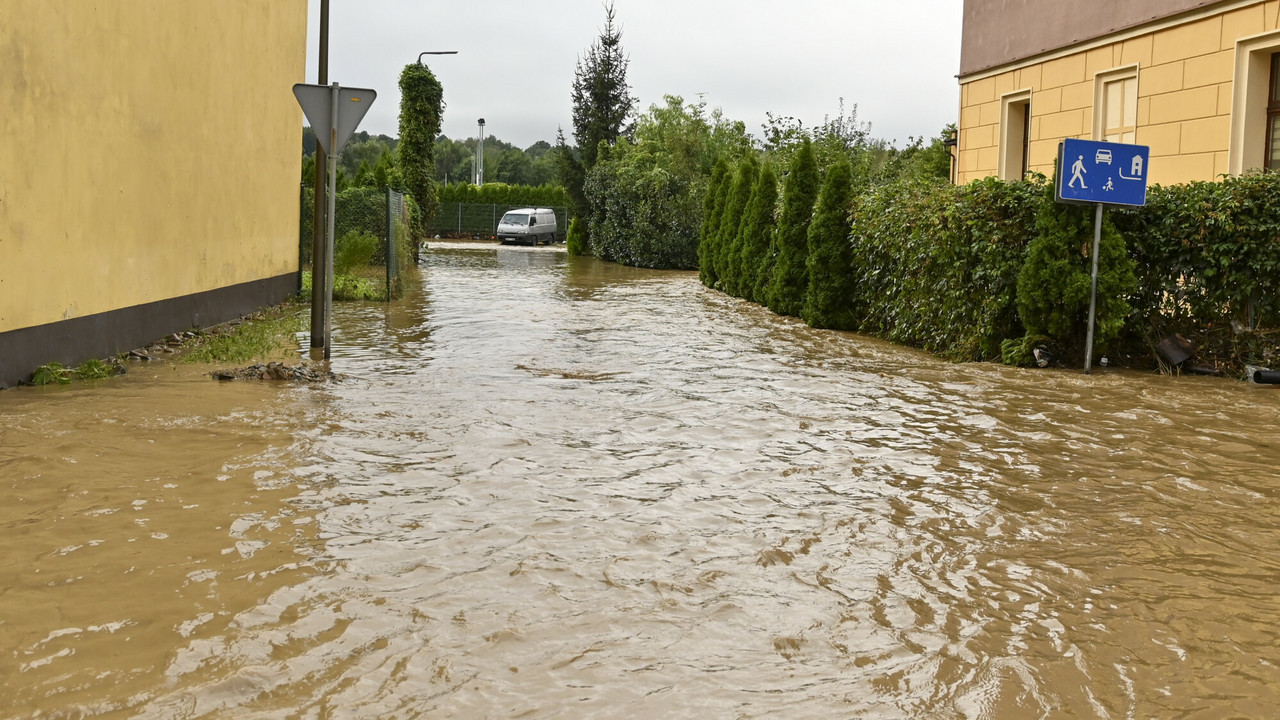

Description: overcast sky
[306,1,964,150]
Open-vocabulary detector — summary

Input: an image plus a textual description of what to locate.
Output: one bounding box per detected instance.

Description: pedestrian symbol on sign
[1069,155,1088,189]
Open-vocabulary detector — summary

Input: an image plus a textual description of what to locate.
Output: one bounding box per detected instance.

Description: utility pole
[309,0,329,355]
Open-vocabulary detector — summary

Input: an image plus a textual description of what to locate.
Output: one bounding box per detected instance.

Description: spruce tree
[570,3,634,170]
[699,158,730,287]
[715,157,758,293]
[738,166,779,304]
[803,161,857,330]
[767,138,819,316]
[561,3,634,256]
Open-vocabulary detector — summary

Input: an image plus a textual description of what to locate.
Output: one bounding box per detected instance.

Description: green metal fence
[299,185,411,301]
[427,202,568,240]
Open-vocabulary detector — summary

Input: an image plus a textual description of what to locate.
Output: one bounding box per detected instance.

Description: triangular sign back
[293,83,377,156]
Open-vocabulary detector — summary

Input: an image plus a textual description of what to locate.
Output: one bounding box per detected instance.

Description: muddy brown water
[3,242,1280,718]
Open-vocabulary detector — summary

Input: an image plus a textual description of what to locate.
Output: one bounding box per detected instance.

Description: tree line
[557,3,951,264]
[557,2,1277,374]
[301,127,558,190]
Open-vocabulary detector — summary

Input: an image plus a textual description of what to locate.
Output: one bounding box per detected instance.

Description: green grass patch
[183,306,304,365]
[301,270,386,301]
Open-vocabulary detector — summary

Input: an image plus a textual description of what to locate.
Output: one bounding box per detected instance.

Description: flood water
[3,242,1280,718]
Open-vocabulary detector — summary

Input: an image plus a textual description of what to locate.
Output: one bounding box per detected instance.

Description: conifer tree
[1015,187,1136,360]
[738,165,779,304]
[571,3,634,170]
[767,138,819,316]
[561,2,634,256]
[803,161,857,329]
[699,158,730,287]
[715,157,758,292]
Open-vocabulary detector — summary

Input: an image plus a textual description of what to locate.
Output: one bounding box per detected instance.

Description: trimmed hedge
[699,166,1280,372]
[438,182,571,209]
[1113,172,1280,332]
[849,177,1041,360]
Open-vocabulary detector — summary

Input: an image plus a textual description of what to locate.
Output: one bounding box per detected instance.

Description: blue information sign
[1056,138,1150,207]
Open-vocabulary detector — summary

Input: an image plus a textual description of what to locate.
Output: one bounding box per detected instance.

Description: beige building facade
[0,2,307,387]
[957,0,1280,185]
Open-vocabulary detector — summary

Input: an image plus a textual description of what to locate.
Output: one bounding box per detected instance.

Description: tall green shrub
[398,63,445,240]
[738,165,779,304]
[767,138,819,316]
[803,161,856,330]
[566,216,588,256]
[699,158,730,287]
[583,140,704,269]
[1015,187,1136,361]
[715,157,758,293]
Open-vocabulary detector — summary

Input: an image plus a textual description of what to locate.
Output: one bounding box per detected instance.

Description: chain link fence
[299,186,413,301]
[427,202,568,241]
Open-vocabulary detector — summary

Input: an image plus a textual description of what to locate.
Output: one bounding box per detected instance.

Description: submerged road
[2,242,1279,718]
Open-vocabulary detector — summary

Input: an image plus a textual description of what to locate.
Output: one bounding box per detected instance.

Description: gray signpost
[293,82,376,358]
[1055,138,1150,374]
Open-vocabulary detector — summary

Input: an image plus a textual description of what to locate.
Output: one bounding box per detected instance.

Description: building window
[1095,67,1138,143]
[1229,31,1280,175]
[999,90,1032,181]
[1267,53,1280,170]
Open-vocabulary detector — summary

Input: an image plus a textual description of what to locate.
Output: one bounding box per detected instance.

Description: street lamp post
[476,118,486,186]
[418,51,457,63]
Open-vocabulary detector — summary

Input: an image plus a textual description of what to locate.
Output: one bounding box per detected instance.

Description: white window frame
[1230,30,1280,175]
[1093,65,1140,143]
[998,89,1032,181]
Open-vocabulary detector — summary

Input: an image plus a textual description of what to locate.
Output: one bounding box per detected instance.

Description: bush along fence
[697,161,1280,377]
[299,186,416,301]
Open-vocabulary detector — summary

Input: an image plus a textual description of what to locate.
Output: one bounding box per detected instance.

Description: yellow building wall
[957,1,1279,186]
[0,1,307,333]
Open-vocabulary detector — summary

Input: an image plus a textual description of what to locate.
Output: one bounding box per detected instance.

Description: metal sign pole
[1055,138,1150,375]
[323,83,340,359]
[1083,203,1103,374]
[292,81,377,357]
[309,0,329,353]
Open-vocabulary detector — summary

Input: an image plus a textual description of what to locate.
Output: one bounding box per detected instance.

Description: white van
[496,208,558,245]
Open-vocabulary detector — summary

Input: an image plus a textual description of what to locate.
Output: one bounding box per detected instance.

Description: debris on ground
[210,362,335,383]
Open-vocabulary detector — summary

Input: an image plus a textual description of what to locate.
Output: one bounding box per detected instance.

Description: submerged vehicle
[496,208,558,245]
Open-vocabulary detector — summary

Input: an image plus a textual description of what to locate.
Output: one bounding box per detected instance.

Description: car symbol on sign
[1095,149,1113,165]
